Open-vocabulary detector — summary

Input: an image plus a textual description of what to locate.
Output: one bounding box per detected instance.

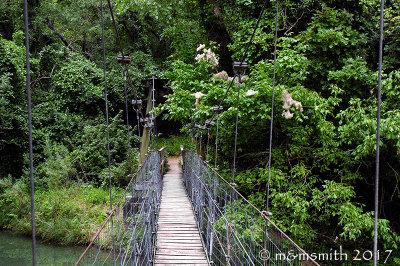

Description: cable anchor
[213,106,224,113]
[132,99,142,110]
[117,55,132,64]
[261,210,273,217]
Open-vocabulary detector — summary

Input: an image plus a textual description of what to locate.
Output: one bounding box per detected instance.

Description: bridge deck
[155,157,209,265]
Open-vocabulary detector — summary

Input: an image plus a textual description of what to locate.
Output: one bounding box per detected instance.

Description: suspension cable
[197,0,271,181]
[239,0,269,64]
[206,127,210,161]
[232,73,243,183]
[265,0,279,213]
[207,0,270,124]
[123,66,133,174]
[23,0,37,264]
[151,76,157,149]
[100,1,116,264]
[106,0,141,107]
[214,115,220,170]
[374,0,384,265]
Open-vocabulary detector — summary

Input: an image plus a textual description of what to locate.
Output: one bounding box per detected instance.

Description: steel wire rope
[204,2,275,214]
[203,2,272,257]
[122,66,133,174]
[189,155,280,265]
[266,0,279,213]
[100,1,116,264]
[105,0,142,109]
[23,0,37,264]
[75,152,159,265]
[205,0,271,125]
[188,152,302,265]
[374,0,384,265]
[203,156,319,265]
[106,0,148,163]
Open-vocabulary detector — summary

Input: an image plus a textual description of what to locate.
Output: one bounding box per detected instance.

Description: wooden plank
[157,249,206,255]
[157,240,203,244]
[156,263,209,266]
[155,255,207,260]
[155,260,209,264]
[158,233,201,237]
[157,244,204,249]
[155,157,208,265]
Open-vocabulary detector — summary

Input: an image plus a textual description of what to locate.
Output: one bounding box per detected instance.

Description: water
[0,231,87,265]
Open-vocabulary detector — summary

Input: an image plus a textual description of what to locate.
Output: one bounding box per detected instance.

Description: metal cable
[239,0,269,64]
[151,76,157,149]
[75,150,164,265]
[199,130,203,158]
[182,151,320,266]
[123,66,133,174]
[206,128,210,161]
[100,1,116,264]
[214,115,220,169]
[135,109,141,141]
[374,0,384,265]
[23,0,36,264]
[106,0,142,108]
[206,0,270,124]
[232,74,242,183]
[265,0,279,213]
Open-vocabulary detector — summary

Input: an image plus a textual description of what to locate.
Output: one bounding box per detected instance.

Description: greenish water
[0,232,87,265]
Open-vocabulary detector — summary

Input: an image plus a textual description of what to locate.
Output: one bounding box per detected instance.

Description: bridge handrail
[75,147,167,265]
[203,160,316,262]
[182,149,320,265]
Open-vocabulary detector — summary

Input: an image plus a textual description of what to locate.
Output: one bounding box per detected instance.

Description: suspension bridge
[74,148,319,266]
[21,0,386,265]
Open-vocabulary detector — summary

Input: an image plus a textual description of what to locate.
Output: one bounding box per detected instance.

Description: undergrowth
[0,177,123,245]
[157,134,195,156]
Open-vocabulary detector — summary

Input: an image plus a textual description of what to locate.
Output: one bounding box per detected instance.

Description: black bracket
[232,61,248,71]
[117,55,131,64]
[213,106,224,113]
[205,120,215,128]
[194,124,206,130]
[132,99,142,110]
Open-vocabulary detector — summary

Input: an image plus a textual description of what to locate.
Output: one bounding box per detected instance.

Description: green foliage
[0,177,122,245]
[0,34,36,178]
[157,135,195,156]
[37,141,77,189]
[164,5,400,254]
[1,0,400,259]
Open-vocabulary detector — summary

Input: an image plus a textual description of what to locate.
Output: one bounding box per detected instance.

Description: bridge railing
[182,150,319,266]
[75,147,166,266]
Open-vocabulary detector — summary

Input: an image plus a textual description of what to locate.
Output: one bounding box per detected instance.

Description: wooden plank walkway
[155,157,209,266]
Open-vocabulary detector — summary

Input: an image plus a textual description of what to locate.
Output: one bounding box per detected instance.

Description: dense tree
[0,0,399,261]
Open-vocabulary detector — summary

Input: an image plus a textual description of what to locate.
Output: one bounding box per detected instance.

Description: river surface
[0,231,89,265]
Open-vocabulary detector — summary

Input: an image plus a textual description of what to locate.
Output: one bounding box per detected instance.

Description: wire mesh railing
[182,150,320,266]
[75,148,166,266]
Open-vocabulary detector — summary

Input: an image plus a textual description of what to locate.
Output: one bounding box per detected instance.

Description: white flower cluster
[245,89,258,96]
[191,91,205,108]
[212,71,229,80]
[212,71,248,83]
[195,44,219,67]
[281,89,303,119]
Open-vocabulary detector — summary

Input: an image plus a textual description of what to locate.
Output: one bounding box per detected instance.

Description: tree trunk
[198,0,233,75]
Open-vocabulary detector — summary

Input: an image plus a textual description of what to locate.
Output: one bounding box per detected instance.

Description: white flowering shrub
[281,89,303,119]
[195,44,219,68]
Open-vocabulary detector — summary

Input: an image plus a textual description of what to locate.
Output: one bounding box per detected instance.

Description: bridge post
[208,170,218,263]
